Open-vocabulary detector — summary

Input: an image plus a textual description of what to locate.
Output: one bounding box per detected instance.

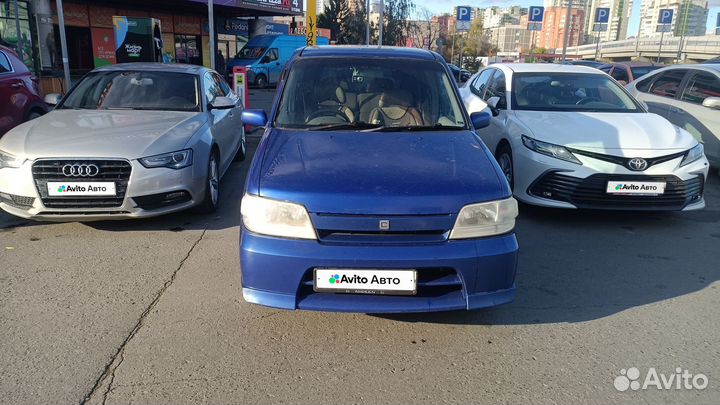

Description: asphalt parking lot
[1,89,718,405]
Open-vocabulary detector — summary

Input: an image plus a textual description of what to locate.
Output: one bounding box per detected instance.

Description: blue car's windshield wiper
[307,122,383,131]
[366,124,465,132]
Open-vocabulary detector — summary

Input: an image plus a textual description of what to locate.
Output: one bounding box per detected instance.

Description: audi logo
[62,164,100,177]
[627,158,648,172]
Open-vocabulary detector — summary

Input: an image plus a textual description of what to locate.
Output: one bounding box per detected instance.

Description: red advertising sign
[91,28,117,67]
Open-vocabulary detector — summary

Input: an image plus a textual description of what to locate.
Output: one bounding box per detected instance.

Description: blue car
[240,46,519,313]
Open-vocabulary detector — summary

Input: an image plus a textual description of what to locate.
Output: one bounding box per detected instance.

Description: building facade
[0,0,302,85]
[488,24,533,53]
[639,0,709,37]
[538,5,587,50]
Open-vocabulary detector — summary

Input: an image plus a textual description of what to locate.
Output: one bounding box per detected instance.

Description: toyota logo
[62,164,100,177]
[628,158,648,171]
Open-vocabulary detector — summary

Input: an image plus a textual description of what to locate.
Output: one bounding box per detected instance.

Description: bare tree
[408,7,439,50]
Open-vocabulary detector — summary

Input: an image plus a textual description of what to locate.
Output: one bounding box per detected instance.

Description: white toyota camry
[460,63,709,211]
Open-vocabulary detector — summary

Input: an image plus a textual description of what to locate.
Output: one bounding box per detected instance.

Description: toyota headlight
[449,198,518,239]
[0,150,25,169]
[680,143,704,167]
[139,149,193,169]
[241,194,316,240]
[522,135,582,165]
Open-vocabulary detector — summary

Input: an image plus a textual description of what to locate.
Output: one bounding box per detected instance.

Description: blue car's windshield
[275,57,467,130]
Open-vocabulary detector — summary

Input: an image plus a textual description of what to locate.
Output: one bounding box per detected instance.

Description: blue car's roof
[298,46,440,61]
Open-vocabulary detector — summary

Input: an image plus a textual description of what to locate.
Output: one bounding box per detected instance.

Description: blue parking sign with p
[457,6,471,21]
[595,8,610,23]
[658,9,673,24]
[529,6,544,22]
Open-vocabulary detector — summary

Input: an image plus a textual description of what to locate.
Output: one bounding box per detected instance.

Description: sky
[414,0,720,37]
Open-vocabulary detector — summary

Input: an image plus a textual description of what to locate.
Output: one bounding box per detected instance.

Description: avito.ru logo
[614,367,708,392]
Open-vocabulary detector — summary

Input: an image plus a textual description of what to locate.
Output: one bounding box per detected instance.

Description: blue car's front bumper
[240,231,518,313]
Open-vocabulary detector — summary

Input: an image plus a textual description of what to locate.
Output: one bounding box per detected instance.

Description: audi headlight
[241,194,316,240]
[449,198,518,240]
[0,150,25,169]
[139,149,193,169]
[521,135,582,165]
[680,143,704,167]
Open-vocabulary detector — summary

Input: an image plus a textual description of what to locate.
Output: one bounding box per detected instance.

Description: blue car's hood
[256,129,507,215]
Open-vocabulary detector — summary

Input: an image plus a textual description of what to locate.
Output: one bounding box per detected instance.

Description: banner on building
[113,16,163,63]
[91,28,117,67]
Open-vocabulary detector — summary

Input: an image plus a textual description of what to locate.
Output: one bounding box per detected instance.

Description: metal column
[208,0,215,70]
[55,0,71,90]
[561,0,572,62]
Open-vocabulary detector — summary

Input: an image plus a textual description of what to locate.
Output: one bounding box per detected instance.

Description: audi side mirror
[44,93,62,106]
[209,96,236,110]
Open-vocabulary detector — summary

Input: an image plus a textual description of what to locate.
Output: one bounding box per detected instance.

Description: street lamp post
[12,0,22,55]
[55,0,71,90]
[366,0,370,45]
[561,0,573,62]
[208,0,215,70]
[378,0,384,46]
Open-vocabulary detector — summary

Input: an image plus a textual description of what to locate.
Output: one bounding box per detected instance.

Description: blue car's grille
[299,268,464,300]
[311,213,455,245]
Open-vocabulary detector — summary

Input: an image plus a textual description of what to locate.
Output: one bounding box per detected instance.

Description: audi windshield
[59,71,201,112]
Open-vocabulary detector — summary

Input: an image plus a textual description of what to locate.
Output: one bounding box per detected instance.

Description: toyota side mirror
[209,96,236,110]
[44,93,62,106]
[470,111,491,130]
[241,109,268,127]
[261,56,271,64]
[702,97,720,110]
[487,96,501,116]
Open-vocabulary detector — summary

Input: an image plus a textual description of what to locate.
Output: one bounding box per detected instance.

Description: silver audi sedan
[0,63,246,221]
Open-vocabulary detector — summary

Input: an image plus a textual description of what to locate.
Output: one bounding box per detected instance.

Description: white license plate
[314,269,417,295]
[606,181,666,195]
[47,182,116,197]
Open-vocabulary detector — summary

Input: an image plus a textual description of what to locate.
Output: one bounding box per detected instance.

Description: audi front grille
[31,160,132,209]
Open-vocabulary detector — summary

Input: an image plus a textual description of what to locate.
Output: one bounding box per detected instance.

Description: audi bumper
[0,158,208,221]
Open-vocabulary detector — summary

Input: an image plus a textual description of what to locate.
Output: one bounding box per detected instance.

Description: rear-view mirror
[702,97,720,110]
[209,96,236,110]
[44,93,62,106]
[241,109,268,127]
[471,111,492,130]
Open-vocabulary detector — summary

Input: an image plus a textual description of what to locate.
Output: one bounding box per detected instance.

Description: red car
[0,45,47,137]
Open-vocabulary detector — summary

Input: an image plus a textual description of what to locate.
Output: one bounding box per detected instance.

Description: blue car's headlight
[680,143,704,167]
[139,149,193,169]
[521,135,582,165]
[241,194,317,240]
[0,149,25,169]
[449,198,518,239]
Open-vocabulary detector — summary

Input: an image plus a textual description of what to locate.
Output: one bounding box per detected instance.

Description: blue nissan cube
[240,46,519,313]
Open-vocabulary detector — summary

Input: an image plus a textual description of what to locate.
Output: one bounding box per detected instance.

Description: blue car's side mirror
[470,111,491,130]
[241,109,268,127]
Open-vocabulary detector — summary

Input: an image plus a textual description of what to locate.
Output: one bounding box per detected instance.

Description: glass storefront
[0,0,34,69]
